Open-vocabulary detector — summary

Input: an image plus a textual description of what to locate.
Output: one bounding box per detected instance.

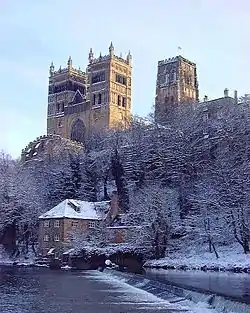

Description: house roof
[39,199,110,220]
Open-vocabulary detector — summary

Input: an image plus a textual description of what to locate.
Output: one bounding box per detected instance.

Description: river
[144,268,250,304]
[0,266,189,313]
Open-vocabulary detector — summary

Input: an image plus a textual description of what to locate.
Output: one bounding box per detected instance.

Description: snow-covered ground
[144,244,250,272]
[0,245,36,266]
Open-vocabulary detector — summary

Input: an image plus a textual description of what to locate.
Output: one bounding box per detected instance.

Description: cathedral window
[92,71,105,84]
[56,103,60,112]
[61,103,64,112]
[117,95,121,106]
[116,73,127,85]
[122,97,126,107]
[98,93,102,104]
[93,94,96,105]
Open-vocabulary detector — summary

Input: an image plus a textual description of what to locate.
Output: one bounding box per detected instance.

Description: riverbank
[144,245,250,273]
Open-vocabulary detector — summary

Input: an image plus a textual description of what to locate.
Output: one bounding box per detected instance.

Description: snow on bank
[144,245,250,272]
[0,245,36,267]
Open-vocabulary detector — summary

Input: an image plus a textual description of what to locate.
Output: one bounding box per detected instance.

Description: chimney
[204,95,208,102]
[234,90,238,104]
[224,88,229,97]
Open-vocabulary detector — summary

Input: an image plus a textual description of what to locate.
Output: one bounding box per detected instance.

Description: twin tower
[47,44,199,144]
[47,42,132,143]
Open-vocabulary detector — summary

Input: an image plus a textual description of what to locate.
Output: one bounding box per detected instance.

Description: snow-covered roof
[39,199,110,220]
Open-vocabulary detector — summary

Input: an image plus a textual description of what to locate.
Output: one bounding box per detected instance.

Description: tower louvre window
[117,95,121,106]
[116,73,127,85]
[92,71,105,84]
[98,93,102,104]
[122,97,126,107]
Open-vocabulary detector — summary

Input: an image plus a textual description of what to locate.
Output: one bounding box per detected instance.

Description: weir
[107,269,250,313]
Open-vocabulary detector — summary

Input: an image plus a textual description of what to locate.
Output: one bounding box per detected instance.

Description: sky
[0,0,250,158]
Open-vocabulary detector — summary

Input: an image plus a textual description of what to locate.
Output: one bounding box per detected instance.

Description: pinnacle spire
[89,48,94,63]
[67,56,72,68]
[109,41,114,56]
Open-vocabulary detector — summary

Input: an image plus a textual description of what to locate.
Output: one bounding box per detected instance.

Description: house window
[44,235,49,242]
[122,97,126,107]
[89,221,96,229]
[54,220,60,228]
[54,234,60,242]
[72,221,78,229]
[44,220,50,228]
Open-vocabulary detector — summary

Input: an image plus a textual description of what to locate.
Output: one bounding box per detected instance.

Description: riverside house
[38,199,111,257]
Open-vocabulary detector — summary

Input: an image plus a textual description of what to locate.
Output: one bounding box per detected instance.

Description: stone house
[38,199,111,257]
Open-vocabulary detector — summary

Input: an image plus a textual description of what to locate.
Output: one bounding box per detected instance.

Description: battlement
[88,42,132,67]
[51,66,86,77]
[158,55,196,67]
[49,57,86,78]
[90,53,131,66]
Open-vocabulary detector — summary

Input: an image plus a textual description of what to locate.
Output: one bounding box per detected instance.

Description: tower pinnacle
[109,41,114,56]
[49,61,55,76]
[67,56,72,69]
[88,48,94,63]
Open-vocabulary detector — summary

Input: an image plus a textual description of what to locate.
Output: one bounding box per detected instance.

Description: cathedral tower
[47,43,132,144]
[155,55,199,123]
[47,57,89,142]
[88,42,132,132]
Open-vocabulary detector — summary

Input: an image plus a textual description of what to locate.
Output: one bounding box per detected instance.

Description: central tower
[155,55,199,123]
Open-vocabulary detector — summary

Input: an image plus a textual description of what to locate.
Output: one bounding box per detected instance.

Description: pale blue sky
[0,0,249,158]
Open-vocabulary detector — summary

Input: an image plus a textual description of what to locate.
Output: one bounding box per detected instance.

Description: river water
[145,268,250,304]
[0,267,188,313]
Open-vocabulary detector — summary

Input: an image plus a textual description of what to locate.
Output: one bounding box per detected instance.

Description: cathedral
[47,42,132,143]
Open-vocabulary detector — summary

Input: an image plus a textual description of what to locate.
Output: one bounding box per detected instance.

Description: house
[38,199,111,257]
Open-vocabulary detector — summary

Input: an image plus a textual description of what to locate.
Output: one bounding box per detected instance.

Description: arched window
[70,119,85,143]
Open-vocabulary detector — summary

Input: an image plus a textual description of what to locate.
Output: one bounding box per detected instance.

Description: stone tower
[47,57,89,142]
[88,42,132,132]
[155,55,199,123]
[47,43,132,143]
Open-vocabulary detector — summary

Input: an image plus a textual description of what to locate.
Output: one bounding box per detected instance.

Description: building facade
[47,43,132,144]
[155,55,199,123]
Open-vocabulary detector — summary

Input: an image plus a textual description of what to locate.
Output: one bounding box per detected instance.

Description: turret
[109,41,114,57]
[224,88,229,97]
